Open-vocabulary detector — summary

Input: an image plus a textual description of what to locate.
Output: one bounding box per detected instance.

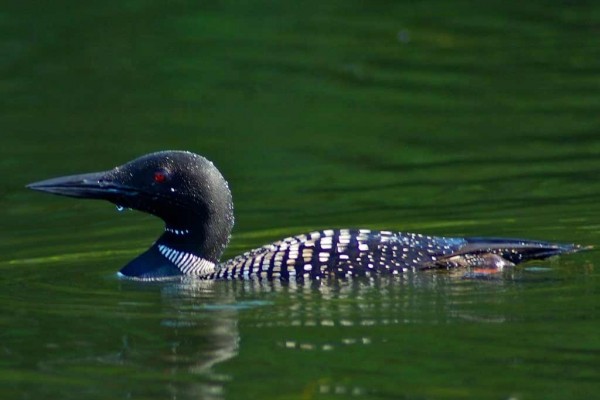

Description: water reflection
[159,272,509,361]
[160,281,241,376]
[132,260,591,399]
[1,257,589,400]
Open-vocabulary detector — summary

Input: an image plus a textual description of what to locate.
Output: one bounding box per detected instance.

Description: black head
[28,151,234,271]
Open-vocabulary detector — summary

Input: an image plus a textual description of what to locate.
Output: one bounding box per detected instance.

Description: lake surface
[1,2,599,399]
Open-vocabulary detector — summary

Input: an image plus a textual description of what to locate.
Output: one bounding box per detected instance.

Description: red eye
[154,171,167,183]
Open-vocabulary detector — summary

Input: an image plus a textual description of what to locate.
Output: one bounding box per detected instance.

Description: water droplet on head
[116,205,125,212]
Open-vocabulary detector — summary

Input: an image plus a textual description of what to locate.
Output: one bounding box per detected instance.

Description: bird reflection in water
[152,268,532,398]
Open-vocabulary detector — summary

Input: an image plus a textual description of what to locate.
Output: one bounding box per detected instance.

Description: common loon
[27,151,586,281]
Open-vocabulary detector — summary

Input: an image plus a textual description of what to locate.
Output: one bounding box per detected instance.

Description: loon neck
[158,226,209,258]
[158,210,232,263]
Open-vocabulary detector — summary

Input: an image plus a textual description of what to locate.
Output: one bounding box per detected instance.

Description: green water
[1,1,599,399]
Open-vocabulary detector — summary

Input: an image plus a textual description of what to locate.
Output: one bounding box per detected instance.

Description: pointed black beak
[27,171,137,200]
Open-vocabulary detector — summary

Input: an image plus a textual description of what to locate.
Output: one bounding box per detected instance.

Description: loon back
[27,151,587,281]
[207,230,582,281]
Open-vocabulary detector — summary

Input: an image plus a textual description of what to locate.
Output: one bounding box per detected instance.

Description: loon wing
[431,237,586,269]
[210,229,583,280]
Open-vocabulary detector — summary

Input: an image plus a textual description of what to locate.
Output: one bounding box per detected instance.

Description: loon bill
[27,151,588,281]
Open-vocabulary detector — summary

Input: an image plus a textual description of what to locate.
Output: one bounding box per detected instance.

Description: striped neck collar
[157,244,215,276]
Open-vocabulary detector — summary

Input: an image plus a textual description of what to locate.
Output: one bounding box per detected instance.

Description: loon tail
[458,237,591,265]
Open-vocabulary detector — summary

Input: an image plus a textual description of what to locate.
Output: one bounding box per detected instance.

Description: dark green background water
[1,2,599,399]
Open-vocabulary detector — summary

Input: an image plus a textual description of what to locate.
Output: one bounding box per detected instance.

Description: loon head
[27,151,234,279]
